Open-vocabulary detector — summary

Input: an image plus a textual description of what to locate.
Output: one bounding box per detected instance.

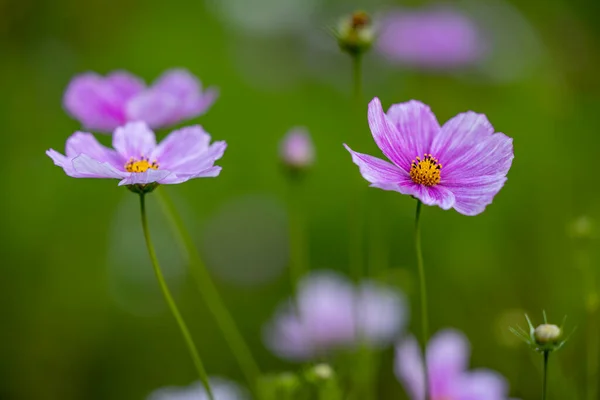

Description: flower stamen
[410,154,442,186]
[125,156,159,173]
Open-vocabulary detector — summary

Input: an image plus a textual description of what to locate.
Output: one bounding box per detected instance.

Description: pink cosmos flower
[263,271,407,361]
[396,329,517,400]
[64,69,218,132]
[46,121,225,186]
[344,98,513,216]
[279,127,315,169]
[376,7,485,70]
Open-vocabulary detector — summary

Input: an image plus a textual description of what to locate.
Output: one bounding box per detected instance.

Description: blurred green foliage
[1,0,600,398]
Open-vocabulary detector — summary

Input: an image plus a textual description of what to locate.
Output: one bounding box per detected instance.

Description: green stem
[543,351,549,400]
[352,53,363,102]
[138,193,213,400]
[155,188,261,393]
[349,52,365,282]
[288,179,308,292]
[414,200,429,400]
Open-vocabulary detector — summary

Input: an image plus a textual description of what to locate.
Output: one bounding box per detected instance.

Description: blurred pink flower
[396,329,517,400]
[264,271,407,361]
[376,7,485,70]
[64,69,218,132]
[148,377,247,400]
[279,127,315,169]
[47,121,225,186]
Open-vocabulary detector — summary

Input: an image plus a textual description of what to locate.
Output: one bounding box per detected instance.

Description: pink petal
[71,154,127,179]
[112,122,157,160]
[344,144,411,191]
[386,100,440,159]
[455,369,510,400]
[395,336,425,400]
[152,126,211,170]
[367,97,414,170]
[65,132,122,167]
[117,169,172,186]
[63,71,144,132]
[426,329,470,397]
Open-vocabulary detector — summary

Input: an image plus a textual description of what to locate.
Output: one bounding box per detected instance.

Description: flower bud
[334,11,375,57]
[534,324,562,345]
[307,363,334,381]
[279,128,315,171]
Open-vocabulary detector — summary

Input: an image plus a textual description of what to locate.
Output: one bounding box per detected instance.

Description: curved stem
[543,351,549,400]
[138,194,213,400]
[414,200,430,400]
[156,188,261,393]
[352,53,363,102]
[288,179,308,292]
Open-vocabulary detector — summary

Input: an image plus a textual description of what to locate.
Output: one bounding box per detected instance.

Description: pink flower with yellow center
[345,98,513,216]
[47,121,225,188]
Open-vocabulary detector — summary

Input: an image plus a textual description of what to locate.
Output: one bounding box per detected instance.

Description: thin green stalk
[288,179,308,292]
[138,193,213,400]
[155,188,261,393]
[349,52,365,282]
[352,53,363,102]
[543,351,549,400]
[414,200,429,400]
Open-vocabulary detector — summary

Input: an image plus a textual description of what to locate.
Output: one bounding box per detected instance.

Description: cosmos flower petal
[65,132,122,167]
[46,149,75,176]
[367,97,414,170]
[344,144,409,185]
[455,369,510,400]
[443,175,507,216]
[386,100,440,158]
[112,122,157,160]
[395,335,425,400]
[126,69,218,129]
[63,71,145,132]
[356,282,407,346]
[152,126,211,168]
[412,185,456,210]
[431,111,495,165]
[126,91,180,129]
[71,154,127,179]
[118,169,173,186]
[159,166,222,184]
[377,8,483,70]
[426,329,470,396]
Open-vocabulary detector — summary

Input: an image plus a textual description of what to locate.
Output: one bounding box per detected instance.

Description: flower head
[396,329,516,400]
[334,10,375,57]
[47,122,226,191]
[376,7,484,70]
[147,377,247,400]
[510,312,572,353]
[64,69,218,132]
[279,127,315,170]
[263,271,407,361]
[345,98,513,216]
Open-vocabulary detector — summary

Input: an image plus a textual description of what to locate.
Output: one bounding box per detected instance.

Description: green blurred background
[1,0,600,398]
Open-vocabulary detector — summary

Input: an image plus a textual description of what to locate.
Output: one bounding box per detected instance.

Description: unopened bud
[334,11,375,57]
[311,364,334,380]
[534,324,561,345]
[280,128,315,171]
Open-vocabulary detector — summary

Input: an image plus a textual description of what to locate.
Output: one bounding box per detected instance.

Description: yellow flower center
[410,154,442,186]
[124,156,159,173]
